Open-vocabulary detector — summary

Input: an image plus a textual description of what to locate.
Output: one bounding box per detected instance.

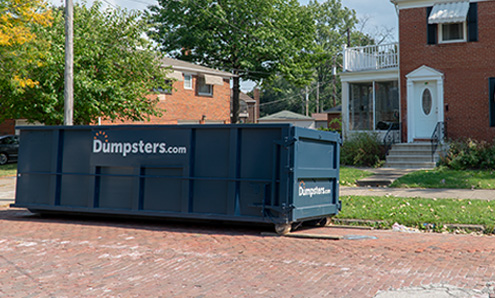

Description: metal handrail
[383,122,401,155]
[431,122,445,162]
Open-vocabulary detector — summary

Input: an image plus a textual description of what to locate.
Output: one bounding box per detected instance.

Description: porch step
[384,142,445,169]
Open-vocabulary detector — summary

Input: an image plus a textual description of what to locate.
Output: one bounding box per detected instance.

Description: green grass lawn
[0,164,17,177]
[337,195,495,233]
[339,167,372,186]
[390,167,495,189]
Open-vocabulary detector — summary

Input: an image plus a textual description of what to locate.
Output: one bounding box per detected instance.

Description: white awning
[204,74,224,86]
[166,71,184,81]
[428,1,470,24]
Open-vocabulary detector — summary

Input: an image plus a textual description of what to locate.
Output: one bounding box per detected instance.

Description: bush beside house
[340,132,386,167]
[439,139,495,170]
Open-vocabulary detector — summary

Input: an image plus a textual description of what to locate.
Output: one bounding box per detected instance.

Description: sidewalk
[0,176,15,206]
[343,167,495,200]
[340,186,495,200]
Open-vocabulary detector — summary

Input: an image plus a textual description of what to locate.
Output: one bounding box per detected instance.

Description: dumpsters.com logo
[298,180,331,198]
[92,131,187,157]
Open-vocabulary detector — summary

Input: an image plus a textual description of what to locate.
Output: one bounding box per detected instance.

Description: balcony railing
[343,43,398,72]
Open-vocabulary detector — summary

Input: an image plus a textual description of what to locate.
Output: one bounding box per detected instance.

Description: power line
[258,83,320,107]
[100,0,117,9]
[120,0,157,6]
[257,75,340,108]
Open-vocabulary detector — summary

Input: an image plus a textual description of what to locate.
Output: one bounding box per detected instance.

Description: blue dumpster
[13,124,341,233]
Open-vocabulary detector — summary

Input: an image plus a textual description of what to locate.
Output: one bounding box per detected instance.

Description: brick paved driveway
[1,207,494,297]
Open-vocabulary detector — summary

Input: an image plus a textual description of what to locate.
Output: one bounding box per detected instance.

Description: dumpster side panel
[14,124,339,226]
[98,166,135,209]
[192,128,230,214]
[141,167,183,212]
[89,127,191,212]
[59,130,92,207]
[16,129,56,206]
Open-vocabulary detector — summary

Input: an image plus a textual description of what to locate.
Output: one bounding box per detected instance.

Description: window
[0,136,18,145]
[153,80,172,95]
[197,76,213,96]
[422,88,432,115]
[375,81,399,130]
[489,78,495,127]
[439,22,466,43]
[349,81,399,131]
[427,3,478,45]
[184,74,192,90]
[349,83,373,131]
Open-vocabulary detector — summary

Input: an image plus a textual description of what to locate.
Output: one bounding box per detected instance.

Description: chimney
[253,88,260,123]
[181,48,191,56]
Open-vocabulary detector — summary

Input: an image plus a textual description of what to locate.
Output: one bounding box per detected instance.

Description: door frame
[406,65,444,143]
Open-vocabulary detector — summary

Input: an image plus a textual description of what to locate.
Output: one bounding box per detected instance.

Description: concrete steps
[355,168,418,187]
[384,142,443,169]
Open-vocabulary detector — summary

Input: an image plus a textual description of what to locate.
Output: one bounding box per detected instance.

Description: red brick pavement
[0,207,494,297]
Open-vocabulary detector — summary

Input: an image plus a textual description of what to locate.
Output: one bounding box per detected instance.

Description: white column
[406,79,414,143]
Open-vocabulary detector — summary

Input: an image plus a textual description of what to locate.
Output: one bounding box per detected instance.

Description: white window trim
[438,22,467,44]
[197,77,213,96]
[197,86,213,96]
[183,73,193,90]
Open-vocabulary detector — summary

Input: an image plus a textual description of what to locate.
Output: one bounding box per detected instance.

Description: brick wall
[399,1,495,141]
[103,75,231,125]
[0,119,15,135]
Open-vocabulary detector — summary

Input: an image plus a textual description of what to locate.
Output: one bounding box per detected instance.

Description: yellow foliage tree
[0,0,52,90]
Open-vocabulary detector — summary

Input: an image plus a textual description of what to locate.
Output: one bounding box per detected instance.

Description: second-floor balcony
[343,43,398,72]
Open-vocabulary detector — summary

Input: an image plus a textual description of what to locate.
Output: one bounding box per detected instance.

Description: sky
[50,0,398,41]
[49,0,399,91]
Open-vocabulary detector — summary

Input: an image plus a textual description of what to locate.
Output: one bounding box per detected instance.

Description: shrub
[439,139,495,170]
[340,133,386,167]
[318,118,342,134]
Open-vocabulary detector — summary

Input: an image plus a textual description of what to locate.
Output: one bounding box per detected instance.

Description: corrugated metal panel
[166,71,183,81]
[204,74,224,86]
[428,1,470,24]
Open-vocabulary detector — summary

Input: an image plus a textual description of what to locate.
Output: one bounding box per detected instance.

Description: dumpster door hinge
[281,203,295,211]
[275,137,297,148]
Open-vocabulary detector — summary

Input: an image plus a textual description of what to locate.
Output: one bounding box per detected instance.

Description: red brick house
[340,0,495,167]
[103,57,234,125]
[0,58,234,136]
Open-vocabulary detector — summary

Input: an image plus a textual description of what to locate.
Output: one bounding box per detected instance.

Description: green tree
[308,0,356,111]
[257,76,305,117]
[0,1,171,125]
[147,0,316,123]
[0,0,52,92]
[260,0,375,115]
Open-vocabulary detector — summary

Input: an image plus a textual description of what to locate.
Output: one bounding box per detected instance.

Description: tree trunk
[231,72,240,124]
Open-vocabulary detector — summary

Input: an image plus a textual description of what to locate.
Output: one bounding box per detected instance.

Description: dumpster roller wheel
[275,223,292,235]
[320,216,333,227]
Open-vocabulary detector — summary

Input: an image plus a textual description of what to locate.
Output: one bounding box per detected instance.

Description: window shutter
[426,7,437,45]
[490,78,495,127]
[467,3,478,42]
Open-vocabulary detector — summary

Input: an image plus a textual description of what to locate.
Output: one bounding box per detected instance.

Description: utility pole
[332,56,337,107]
[347,27,351,47]
[316,81,320,113]
[64,0,74,125]
[305,86,309,116]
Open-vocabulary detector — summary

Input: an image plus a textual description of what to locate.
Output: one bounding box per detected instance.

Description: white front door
[406,65,444,143]
[413,81,438,139]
